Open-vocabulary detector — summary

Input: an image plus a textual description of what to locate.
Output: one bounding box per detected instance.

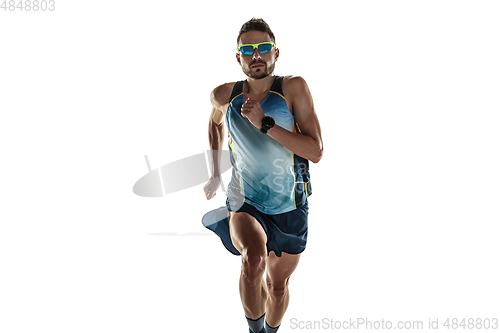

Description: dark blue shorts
[202,200,309,257]
[226,199,308,257]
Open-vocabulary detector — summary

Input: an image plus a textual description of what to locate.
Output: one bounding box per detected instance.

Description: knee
[267,279,288,302]
[241,249,267,283]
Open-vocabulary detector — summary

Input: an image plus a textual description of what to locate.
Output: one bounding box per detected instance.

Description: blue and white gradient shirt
[225,76,312,214]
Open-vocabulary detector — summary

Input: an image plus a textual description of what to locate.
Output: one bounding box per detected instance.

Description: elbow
[310,148,323,164]
[310,138,323,164]
[311,156,322,164]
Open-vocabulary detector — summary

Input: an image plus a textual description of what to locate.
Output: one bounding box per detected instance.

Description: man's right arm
[204,83,233,200]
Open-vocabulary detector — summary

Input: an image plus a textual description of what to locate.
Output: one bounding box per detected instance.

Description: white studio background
[1,1,499,332]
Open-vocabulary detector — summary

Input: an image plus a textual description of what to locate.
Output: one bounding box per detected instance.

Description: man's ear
[275,47,279,61]
[236,52,241,65]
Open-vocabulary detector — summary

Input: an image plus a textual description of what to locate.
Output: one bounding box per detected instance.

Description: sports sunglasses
[237,42,276,55]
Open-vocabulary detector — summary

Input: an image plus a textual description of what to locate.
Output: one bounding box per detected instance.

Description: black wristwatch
[260,116,275,134]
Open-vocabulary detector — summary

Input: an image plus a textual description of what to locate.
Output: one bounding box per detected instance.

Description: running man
[203,18,323,333]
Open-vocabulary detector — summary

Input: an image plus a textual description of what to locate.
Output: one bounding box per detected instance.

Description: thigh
[228,211,268,256]
[266,251,301,284]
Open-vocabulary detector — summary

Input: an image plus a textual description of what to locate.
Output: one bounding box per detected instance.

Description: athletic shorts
[226,199,308,257]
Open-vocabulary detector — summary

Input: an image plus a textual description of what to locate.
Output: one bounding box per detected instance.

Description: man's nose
[252,48,261,60]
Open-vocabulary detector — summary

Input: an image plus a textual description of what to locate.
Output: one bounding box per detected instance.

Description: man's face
[237,31,279,80]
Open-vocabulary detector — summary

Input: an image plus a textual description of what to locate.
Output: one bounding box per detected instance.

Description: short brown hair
[237,18,276,45]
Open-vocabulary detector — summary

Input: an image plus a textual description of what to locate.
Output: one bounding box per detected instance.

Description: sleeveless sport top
[225,76,312,214]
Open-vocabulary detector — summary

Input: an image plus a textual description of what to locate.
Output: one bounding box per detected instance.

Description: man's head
[236,18,279,80]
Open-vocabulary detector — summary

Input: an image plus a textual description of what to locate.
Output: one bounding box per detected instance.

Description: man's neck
[245,75,276,95]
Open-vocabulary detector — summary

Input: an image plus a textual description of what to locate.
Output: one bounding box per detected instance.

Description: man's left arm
[241,76,323,163]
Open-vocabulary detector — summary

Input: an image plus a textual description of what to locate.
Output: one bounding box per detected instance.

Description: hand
[203,176,221,200]
[241,98,265,129]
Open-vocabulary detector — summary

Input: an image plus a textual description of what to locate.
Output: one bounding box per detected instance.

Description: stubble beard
[243,61,276,80]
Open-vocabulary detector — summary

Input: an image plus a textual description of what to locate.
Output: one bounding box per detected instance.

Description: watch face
[263,116,275,127]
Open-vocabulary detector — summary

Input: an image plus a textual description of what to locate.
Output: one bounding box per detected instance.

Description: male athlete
[203,18,323,333]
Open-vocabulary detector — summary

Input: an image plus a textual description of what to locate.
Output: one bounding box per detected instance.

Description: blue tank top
[225,76,312,214]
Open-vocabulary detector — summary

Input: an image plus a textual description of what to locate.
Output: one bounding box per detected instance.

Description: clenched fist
[241,98,265,129]
[203,176,221,200]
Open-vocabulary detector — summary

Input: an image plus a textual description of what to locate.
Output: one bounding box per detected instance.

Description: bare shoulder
[282,75,311,98]
[283,75,309,88]
[210,82,237,110]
